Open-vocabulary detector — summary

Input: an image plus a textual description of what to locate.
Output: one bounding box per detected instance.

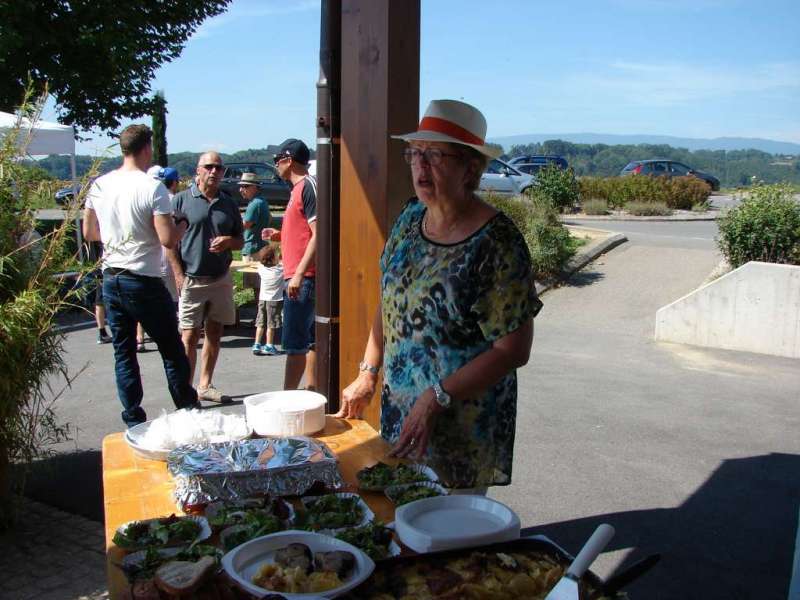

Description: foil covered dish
[168,437,343,509]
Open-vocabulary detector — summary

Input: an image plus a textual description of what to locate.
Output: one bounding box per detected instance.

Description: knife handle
[567,524,616,579]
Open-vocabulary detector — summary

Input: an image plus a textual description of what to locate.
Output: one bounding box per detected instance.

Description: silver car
[479,158,534,195]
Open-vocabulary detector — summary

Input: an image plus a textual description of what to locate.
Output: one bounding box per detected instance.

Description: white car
[479,158,534,195]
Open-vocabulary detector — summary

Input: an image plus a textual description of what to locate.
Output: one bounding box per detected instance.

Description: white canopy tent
[0,110,82,258]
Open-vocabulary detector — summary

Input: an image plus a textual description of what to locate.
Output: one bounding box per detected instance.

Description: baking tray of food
[341,535,627,599]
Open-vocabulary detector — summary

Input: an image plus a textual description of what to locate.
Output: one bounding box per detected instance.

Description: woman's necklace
[423,202,474,239]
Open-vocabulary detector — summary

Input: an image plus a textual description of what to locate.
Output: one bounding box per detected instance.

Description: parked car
[620,159,720,191]
[219,162,291,208]
[479,158,535,195]
[54,177,97,206]
[508,155,568,170]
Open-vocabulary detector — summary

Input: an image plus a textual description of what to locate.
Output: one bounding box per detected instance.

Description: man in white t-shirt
[83,124,198,427]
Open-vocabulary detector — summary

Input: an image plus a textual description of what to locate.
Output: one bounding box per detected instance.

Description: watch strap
[358,361,380,375]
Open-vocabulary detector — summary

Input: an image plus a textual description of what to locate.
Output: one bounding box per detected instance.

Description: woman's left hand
[389,389,444,460]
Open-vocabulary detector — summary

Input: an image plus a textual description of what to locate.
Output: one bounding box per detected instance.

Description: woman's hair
[456,145,489,192]
[259,243,279,267]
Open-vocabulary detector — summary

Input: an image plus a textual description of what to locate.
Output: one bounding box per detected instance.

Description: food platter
[384,481,448,506]
[394,495,520,553]
[356,461,439,492]
[342,535,621,600]
[113,515,212,551]
[297,493,375,534]
[221,530,375,599]
[125,407,249,461]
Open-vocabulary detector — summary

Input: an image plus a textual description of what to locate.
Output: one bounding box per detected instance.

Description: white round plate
[221,529,375,599]
[124,406,248,461]
[395,495,520,553]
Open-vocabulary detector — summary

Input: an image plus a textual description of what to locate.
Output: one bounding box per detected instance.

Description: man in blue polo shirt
[167,151,244,404]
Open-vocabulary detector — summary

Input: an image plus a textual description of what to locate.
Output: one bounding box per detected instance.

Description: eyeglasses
[273,155,290,165]
[403,148,461,166]
[201,164,224,172]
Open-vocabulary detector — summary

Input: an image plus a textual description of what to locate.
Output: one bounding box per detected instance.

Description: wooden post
[339,0,420,429]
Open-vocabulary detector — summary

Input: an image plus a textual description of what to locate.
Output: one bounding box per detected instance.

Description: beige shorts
[179,271,236,329]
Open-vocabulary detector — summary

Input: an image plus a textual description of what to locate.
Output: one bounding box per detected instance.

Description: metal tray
[342,534,625,599]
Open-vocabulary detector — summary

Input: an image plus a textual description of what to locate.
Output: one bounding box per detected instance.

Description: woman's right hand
[335,372,376,419]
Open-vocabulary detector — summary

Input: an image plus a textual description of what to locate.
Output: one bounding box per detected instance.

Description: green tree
[152,91,168,167]
[0,0,230,132]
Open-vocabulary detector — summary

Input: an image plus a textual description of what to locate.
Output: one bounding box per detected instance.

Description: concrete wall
[655,261,800,359]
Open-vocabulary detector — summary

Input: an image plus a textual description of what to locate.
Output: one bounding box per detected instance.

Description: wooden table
[102,417,395,599]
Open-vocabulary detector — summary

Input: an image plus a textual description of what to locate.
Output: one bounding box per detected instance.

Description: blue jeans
[103,271,197,427]
[282,277,315,355]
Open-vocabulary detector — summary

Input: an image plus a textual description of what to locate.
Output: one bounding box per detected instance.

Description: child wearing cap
[253,244,284,356]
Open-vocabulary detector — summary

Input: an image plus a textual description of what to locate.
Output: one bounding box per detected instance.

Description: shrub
[484,192,576,278]
[534,163,579,212]
[626,201,673,216]
[527,196,575,276]
[578,174,711,210]
[717,184,800,267]
[581,198,608,215]
[0,89,78,526]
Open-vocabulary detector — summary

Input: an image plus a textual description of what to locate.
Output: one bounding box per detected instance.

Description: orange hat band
[418,116,484,146]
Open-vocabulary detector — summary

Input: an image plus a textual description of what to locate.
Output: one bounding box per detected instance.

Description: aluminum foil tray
[168,437,343,508]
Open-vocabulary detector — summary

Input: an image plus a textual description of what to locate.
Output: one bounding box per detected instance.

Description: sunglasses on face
[201,164,224,172]
[273,155,290,165]
[403,148,461,166]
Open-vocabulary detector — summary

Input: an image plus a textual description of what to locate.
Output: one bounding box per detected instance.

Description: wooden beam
[339,0,420,429]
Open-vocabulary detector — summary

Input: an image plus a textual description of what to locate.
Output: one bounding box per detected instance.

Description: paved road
[491,220,800,599]
[566,218,720,250]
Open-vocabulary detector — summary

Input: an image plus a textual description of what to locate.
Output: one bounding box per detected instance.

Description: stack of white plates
[394,495,521,553]
[243,390,327,436]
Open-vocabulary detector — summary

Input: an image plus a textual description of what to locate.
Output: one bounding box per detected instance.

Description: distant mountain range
[489,133,800,155]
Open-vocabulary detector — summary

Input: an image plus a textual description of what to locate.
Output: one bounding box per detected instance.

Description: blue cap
[159,167,179,183]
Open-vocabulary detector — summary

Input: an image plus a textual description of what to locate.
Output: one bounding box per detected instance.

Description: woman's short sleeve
[380,198,421,273]
[471,217,543,342]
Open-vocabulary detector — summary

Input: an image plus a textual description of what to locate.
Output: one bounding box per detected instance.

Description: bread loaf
[154,555,216,595]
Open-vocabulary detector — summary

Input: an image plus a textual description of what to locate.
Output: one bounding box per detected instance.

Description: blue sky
[48,0,800,156]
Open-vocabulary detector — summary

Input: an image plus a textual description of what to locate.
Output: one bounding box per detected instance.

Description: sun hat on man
[392,99,501,158]
[238,172,260,187]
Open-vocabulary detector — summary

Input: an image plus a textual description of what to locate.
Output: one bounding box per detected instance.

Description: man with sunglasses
[168,151,244,404]
[262,139,317,390]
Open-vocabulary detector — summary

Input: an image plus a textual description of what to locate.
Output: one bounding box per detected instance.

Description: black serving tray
[344,534,626,599]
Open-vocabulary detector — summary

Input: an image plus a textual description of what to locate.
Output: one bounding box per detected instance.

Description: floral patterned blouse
[379,198,542,488]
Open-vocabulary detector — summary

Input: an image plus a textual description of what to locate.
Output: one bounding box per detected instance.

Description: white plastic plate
[124,407,249,461]
[395,495,520,553]
[221,529,375,599]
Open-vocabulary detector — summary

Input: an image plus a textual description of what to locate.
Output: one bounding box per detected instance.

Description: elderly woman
[337,100,542,491]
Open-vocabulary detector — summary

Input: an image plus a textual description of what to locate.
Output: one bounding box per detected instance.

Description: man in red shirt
[264,139,317,390]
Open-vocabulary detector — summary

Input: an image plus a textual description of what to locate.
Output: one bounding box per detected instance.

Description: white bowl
[221,529,374,598]
[244,391,327,436]
[395,495,521,553]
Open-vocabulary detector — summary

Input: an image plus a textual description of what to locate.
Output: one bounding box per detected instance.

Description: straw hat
[392,99,501,158]
[238,172,260,186]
